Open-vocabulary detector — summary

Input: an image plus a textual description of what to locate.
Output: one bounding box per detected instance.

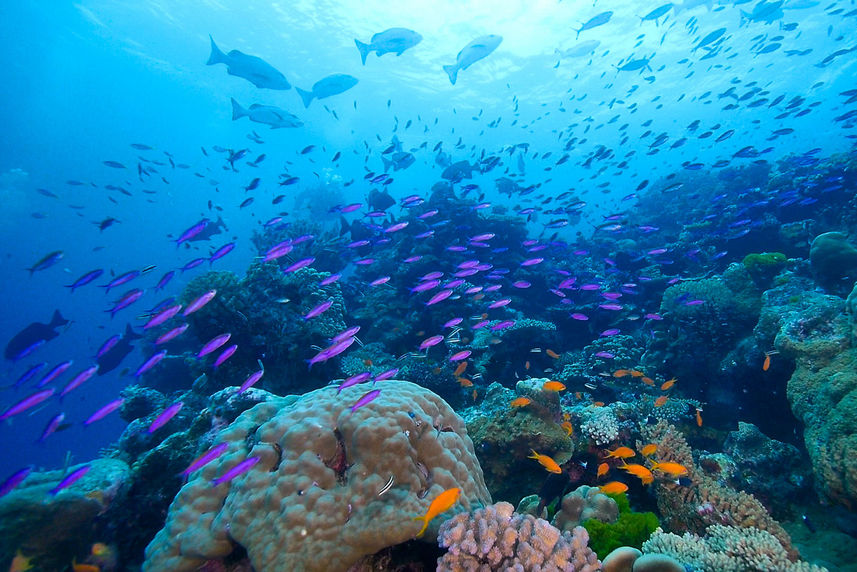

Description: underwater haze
[2,0,857,570]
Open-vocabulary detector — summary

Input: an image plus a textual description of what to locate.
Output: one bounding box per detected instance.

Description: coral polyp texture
[436,501,601,571]
[142,380,491,572]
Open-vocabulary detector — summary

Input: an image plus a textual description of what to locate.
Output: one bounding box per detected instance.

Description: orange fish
[763,354,771,371]
[546,349,560,359]
[654,395,668,407]
[660,378,677,391]
[413,487,461,537]
[613,369,631,378]
[620,463,654,485]
[592,401,605,407]
[528,450,562,473]
[651,461,689,476]
[641,376,655,386]
[574,392,583,399]
[629,370,645,377]
[597,462,609,479]
[605,446,635,459]
[561,420,574,437]
[599,481,629,495]
[543,381,566,392]
[363,359,373,367]
[510,397,531,408]
[472,389,478,401]
[695,408,703,427]
[458,377,473,387]
[9,551,33,572]
[525,360,531,370]
[640,444,657,457]
[72,561,99,572]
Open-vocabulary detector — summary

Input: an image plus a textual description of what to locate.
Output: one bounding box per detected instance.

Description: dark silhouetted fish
[5,310,68,361]
[97,324,141,375]
[206,35,291,90]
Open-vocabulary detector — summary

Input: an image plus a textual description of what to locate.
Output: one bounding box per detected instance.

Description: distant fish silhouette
[96,324,141,375]
[5,310,68,361]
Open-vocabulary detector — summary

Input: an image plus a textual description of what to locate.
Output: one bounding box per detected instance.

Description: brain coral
[143,380,491,572]
[437,501,601,571]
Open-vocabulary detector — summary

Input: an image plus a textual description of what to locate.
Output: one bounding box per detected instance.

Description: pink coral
[437,501,601,571]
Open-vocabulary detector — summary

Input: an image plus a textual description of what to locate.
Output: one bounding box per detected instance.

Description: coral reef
[143,381,491,572]
[809,231,857,292]
[642,525,826,571]
[640,420,799,560]
[436,501,601,571]
[552,485,618,532]
[582,492,659,560]
[580,406,620,446]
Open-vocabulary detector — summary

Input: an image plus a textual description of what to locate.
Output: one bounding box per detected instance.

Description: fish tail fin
[50,310,69,328]
[442,64,458,85]
[206,35,227,66]
[574,28,581,40]
[355,39,370,65]
[382,156,392,172]
[412,515,429,537]
[230,98,247,120]
[124,323,142,341]
[296,87,314,108]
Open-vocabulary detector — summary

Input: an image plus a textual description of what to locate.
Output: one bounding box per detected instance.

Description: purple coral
[437,501,601,571]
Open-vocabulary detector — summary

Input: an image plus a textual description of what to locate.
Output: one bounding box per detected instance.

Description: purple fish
[198,333,231,358]
[49,465,90,496]
[27,250,64,275]
[333,326,361,343]
[491,320,516,331]
[175,218,209,247]
[144,304,183,329]
[149,401,184,433]
[15,362,47,388]
[450,350,471,361]
[454,268,479,278]
[420,335,444,350]
[264,242,294,262]
[350,389,381,412]
[0,467,32,498]
[403,255,423,263]
[102,270,140,293]
[155,270,175,291]
[373,368,399,382]
[320,273,342,286]
[0,388,55,421]
[488,298,511,309]
[426,289,454,306]
[354,258,375,266]
[95,335,121,358]
[411,279,440,293]
[209,242,236,264]
[59,365,98,397]
[155,323,189,345]
[599,304,623,311]
[644,313,663,320]
[445,279,466,289]
[283,257,315,273]
[600,329,621,337]
[106,288,144,318]
[184,290,217,316]
[303,300,333,320]
[465,286,482,295]
[471,320,489,330]
[340,202,362,213]
[471,233,495,241]
[484,284,502,292]
[520,258,544,267]
[418,210,438,219]
[594,351,615,359]
[135,350,167,377]
[369,276,391,287]
[338,371,373,393]
[39,412,66,442]
[347,240,371,248]
[37,360,74,387]
[308,336,356,368]
[385,221,409,233]
[65,269,104,292]
[415,230,435,239]
[237,368,265,394]
[181,257,207,272]
[512,280,531,289]
[183,443,230,476]
[213,344,238,368]
[684,299,705,306]
[212,456,261,486]
[571,313,589,321]
[444,317,463,328]
[580,283,601,291]
[84,399,124,426]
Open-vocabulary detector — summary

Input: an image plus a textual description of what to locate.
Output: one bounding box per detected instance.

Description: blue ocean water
[1,0,857,569]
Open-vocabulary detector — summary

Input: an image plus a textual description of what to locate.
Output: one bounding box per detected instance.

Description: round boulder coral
[143,381,491,572]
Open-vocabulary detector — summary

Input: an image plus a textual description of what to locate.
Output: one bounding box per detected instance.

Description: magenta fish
[332,326,361,343]
[59,365,98,397]
[49,465,91,496]
[15,362,46,388]
[594,351,615,359]
[488,298,511,309]
[338,371,373,393]
[198,333,231,358]
[471,320,489,330]
[84,399,124,425]
[350,389,381,412]
[426,289,454,306]
[384,221,409,233]
[237,368,265,394]
[410,279,440,293]
[263,242,293,262]
[95,335,121,358]
[303,300,333,320]
[600,329,621,337]
[106,288,144,318]
[0,467,32,498]
[174,218,209,247]
[450,350,471,362]
[37,360,74,387]
[443,317,463,328]
[212,456,261,486]
[148,401,184,433]
[512,281,531,289]
[491,320,516,331]
[283,257,315,273]
[520,258,544,267]
[419,335,444,350]
[213,344,238,368]
[155,323,189,345]
[0,388,55,421]
[209,242,235,264]
[320,273,342,286]
[570,313,589,321]
[39,412,66,442]
[144,304,183,329]
[374,368,399,382]
[182,443,229,476]
[135,350,167,377]
[599,304,623,311]
[183,290,217,316]
[369,276,391,287]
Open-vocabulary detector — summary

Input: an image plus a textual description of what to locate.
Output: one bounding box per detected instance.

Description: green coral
[582,493,659,560]
[743,252,787,286]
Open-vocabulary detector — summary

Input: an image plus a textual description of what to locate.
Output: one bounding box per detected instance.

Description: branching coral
[436,501,601,571]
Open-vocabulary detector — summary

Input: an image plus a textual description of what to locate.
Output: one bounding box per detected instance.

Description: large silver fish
[355,28,422,65]
[206,35,291,90]
[231,98,303,129]
[296,74,358,108]
[443,35,502,85]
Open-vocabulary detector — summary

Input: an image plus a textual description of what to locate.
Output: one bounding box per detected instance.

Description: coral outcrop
[143,381,490,572]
